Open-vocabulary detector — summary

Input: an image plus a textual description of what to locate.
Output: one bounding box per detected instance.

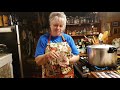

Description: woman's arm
[35,54,48,66]
[35,50,61,66]
[69,54,80,64]
[60,54,80,67]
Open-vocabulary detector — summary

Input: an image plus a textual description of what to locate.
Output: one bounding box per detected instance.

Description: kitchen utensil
[101,31,109,43]
[92,35,99,45]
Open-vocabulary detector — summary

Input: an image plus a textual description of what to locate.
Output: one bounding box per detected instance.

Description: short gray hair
[49,12,67,26]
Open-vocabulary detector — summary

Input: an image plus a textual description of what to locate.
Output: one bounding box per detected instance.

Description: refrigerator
[0,25,24,78]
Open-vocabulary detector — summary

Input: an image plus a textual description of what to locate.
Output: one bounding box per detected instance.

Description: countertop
[0,53,12,68]
[0,53,13,78]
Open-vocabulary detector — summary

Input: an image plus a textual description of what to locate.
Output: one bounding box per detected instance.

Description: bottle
[11,14,17,25]
[14,15,19,25]
[74,16,79,24]
[8,15,13,26]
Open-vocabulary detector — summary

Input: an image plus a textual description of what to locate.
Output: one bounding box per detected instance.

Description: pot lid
[87,44,116,49]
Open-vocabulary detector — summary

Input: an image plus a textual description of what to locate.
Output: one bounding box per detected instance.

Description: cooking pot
[87,44,117,67]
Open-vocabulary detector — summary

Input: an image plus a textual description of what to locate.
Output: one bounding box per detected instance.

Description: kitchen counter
[0,53,13,78]
[88,70,120,78]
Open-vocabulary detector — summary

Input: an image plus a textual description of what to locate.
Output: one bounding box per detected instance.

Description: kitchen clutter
[92,31,109,45]
[112,38,120,55]
[76,31,109,54]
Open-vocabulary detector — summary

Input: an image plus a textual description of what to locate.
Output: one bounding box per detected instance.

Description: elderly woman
[35,12,80,78]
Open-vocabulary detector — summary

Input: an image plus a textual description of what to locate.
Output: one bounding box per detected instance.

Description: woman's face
[50,16,66,36]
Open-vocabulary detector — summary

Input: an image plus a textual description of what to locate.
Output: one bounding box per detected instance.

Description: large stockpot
[87,44,117,67]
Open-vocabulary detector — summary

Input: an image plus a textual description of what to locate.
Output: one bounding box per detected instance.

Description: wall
[99,12,120,44]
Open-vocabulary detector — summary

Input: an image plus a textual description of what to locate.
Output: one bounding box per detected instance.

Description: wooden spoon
[92,36,99,45]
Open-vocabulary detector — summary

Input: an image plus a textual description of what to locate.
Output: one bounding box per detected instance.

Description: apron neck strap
[48,33,66,44]
[61,34,66,42]
[48,34,51,44]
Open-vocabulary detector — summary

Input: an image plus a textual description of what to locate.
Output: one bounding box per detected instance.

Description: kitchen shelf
[71,34,99,37]
[66,14,101,55]
[67,22,100,26]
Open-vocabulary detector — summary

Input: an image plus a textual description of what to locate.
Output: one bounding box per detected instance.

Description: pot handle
[108,47,117,53]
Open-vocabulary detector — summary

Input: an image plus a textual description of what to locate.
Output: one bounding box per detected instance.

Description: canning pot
[87,44,117,67]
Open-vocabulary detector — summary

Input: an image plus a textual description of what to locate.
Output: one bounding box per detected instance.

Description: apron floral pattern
[42,35,74,78]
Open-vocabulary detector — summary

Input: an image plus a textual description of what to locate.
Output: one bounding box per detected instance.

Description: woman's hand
[46,50,69,67]
[46,50,60,60]
[58,56,69,67]
[58,53,69,67]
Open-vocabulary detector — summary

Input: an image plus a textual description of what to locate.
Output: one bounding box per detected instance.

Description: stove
[74,57,120,78]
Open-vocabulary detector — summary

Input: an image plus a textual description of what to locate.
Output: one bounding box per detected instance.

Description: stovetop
[74,57,120,78]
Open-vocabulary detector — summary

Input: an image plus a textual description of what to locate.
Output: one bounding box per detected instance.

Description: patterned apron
[42,34,74,78]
